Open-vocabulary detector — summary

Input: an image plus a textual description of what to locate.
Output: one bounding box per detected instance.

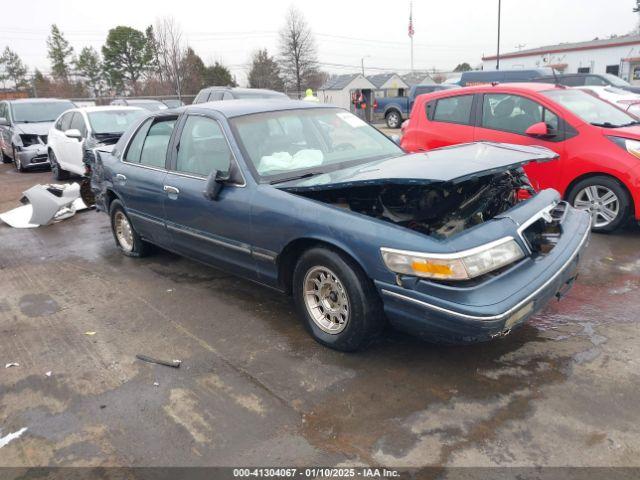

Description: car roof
[7,98,74,104]
[438,82,563,95]
[172,99,335,118]
[124,99,164,103]
[78,106,144,113]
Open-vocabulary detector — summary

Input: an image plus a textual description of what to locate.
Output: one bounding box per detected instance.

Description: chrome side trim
[252,249,277,262]
[166,223,251,254]
[381,222,590,322]
[128,211,165,227]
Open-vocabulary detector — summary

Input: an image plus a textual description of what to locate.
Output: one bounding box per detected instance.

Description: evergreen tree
[47,24,74,81]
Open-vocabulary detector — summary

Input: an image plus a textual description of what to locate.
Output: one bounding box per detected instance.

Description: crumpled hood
[278,142,558,192]
[14,122,54,136]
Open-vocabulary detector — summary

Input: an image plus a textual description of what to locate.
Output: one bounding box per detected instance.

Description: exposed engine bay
[291,169,535,239]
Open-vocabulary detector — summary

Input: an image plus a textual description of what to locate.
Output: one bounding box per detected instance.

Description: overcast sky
[0,0,637,85]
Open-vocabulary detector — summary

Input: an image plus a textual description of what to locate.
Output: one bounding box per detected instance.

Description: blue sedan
[90,100,591,351]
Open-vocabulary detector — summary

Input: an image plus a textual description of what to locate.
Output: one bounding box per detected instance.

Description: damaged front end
[289,168,533,239]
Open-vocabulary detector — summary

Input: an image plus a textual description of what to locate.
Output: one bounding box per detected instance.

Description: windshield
[12,101,75,123]
[88,110,147,135]
[543,89,637,127]
[604,74,630,87]
[128,101,167,111]
[230,108,403,180]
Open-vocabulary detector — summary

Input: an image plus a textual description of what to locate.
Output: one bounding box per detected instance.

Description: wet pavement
[0,163,639,470]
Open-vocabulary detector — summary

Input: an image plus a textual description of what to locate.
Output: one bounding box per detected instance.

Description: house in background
[481,34,640,84]
[367,73,409,98]
[401,71,436,87]
[318,74,377,121]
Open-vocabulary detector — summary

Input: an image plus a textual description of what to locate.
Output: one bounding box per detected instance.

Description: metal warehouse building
[482,34,640,84]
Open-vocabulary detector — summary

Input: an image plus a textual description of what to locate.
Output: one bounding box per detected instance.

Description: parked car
[575,86,640,117]
[192,86,287,104]
[89,100,590,351]
[374,84,460,129]
[47,106,146,179]
[401,82,640,232]
[534,73,640,94]
[0,98,75,171]
[110,98,168,111]
[162,99,186,109]
[459,68,554,87]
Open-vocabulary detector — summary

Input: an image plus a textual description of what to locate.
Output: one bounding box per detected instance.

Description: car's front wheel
[49,150,70,180]
[292,247,384,351]
[385,110,402,129]
[568,175,631,232]
[109,200,150,257]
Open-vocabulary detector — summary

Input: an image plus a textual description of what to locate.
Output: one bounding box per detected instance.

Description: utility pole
[496,0,502,70]
[408,1,415,72]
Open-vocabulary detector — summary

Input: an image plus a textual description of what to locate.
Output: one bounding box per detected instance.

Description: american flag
[408,2,414,38]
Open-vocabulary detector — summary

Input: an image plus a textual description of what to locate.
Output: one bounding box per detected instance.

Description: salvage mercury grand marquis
[89,100,591,351]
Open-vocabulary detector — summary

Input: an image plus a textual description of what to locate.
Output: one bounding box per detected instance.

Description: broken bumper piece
[376,206,591,343]
[0,183,91,228]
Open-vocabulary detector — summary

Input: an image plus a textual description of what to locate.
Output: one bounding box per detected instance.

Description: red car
[401,83,640,231]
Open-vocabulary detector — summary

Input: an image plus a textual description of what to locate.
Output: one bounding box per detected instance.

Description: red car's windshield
[543,89,638,128]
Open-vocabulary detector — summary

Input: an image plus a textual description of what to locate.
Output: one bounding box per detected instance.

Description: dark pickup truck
[374,84,459,128]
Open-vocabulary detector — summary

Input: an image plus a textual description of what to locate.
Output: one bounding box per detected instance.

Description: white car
[575,86,640,117]
[47,106,146,179]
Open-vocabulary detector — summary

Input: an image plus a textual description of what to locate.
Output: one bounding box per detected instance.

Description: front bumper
[15,145,50,168]
[376,206,591,343]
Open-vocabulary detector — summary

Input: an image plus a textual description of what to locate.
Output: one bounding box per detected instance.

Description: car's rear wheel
[109,200,150,257]
[49,150,70,180]
[568,175,631,232]
[386,110,402,129]
[292,247,384,351]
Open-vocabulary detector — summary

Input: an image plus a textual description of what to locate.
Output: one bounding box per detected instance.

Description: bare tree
[154,17,186,99]
[278,6,318,98]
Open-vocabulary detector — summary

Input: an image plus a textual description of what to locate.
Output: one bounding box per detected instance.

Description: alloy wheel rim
[573,185,619,228]
[303,266,350,334]
[388,113,399,127]
[114,211,134,252]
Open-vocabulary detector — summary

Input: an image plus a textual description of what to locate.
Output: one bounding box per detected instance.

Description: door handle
[115,173,127,182]
[163,185,180,195]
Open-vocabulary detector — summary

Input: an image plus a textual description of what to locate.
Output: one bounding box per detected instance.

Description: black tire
[0,148,10,164]
[109,200,151,257]
[385,110,402,129]
[49,149,70,180]
[567,175,631,233]
[292,247,385,352]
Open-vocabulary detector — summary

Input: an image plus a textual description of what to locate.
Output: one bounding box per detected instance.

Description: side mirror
[203,169,230,201]
[525,122,550,137]
[64,128,83,140]
[0,117,9,126]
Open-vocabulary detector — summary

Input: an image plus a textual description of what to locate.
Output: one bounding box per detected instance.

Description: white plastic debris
[0,183,91,229]
[45,371,52,377]
[153,382,160,387]
[0,428,28,449]
[5,362,19,368]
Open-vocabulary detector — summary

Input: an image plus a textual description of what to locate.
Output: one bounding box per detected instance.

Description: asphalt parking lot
[1,162,639,470]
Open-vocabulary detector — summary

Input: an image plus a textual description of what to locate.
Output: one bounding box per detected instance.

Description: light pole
[361,55,371,76]
[496,0,502,70]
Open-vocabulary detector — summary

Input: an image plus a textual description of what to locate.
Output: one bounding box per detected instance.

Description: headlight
[381,237,525,281]
[608,136,640,159]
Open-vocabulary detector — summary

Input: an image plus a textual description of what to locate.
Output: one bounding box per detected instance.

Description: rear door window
[124,118,152,163]
[139,118,176,168]
[432,95,474,125]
